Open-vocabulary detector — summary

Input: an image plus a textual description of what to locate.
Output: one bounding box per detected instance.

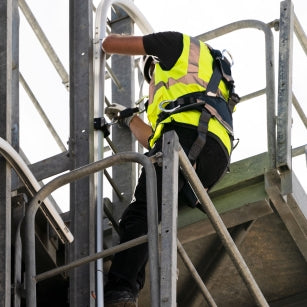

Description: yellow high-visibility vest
[147,34,232,154]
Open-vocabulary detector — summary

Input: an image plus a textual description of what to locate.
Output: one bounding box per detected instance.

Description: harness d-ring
[159,100,180,113]
[222,49,234,67]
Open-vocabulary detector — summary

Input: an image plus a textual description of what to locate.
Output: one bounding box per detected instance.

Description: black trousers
[106,124,229,295]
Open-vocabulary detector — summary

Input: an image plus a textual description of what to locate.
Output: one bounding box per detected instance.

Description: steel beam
[11,0,19,151]
[69,0,95,306]
[18,0,70,90]
[160,131,179,306]
[277,0,294,194]
[0,0,13,305]
[110,8,136,223]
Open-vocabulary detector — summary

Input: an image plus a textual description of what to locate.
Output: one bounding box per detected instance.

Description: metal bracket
[149,152,163,166]
[94,117,110,138]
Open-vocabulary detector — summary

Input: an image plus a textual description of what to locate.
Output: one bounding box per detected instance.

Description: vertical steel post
[110,7,136,224]
[69,0,95,306]
[160,131,180,306]
[0,0,13,305]
[12,0,20,305]
[277,0,294,194]
[11,0,19,151]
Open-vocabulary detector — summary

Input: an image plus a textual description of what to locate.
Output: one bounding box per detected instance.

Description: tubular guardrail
[0,137,73,243]
[24,152,159,307]
[196,19,276,170]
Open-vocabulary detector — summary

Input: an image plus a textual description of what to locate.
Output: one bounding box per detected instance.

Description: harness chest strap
[158,96,234,137]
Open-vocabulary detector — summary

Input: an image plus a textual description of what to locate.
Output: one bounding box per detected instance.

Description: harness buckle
[159,100,180,113]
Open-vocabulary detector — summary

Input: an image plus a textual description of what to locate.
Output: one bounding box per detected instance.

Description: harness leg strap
[188,108,211,163]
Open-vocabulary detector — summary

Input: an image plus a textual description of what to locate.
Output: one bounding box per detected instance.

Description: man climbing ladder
[101,31,239,306]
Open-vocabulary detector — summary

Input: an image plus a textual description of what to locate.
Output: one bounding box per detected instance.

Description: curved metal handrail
[0,137,73,243]
[196,19,276,170]
[24,151,159,307]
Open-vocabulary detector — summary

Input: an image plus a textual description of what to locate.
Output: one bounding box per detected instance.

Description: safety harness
[157,47,240,164]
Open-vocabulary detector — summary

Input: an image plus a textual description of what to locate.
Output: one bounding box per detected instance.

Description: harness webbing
[187,48,238,162]
[188,109,211,163]
[206,60,223,96]
[157,47,239,164]
[206,48,234,95]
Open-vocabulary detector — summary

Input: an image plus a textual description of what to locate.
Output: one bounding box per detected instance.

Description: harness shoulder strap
[206,47,234,96]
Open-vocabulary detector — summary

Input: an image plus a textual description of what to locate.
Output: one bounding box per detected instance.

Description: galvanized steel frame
[0,0,306,305]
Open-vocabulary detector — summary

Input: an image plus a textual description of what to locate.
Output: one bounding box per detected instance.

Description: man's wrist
[125,114,136,127]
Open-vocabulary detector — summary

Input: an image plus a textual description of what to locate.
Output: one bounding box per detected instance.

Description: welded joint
[149,151,163,166]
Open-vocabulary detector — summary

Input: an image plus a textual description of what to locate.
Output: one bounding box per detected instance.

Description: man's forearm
[129,116,152,149]
[102,34,146,55]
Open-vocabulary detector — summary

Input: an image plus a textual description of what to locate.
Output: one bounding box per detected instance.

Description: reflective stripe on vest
[147,34,231,154]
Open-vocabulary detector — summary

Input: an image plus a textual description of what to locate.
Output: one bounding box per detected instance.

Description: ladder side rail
[160,130,180,306]
[177,134,269,307]
[13,195,26,307]
[293,13,307,129]
[294,13,307,56]
[160,132,218,307]
[292,93,307,129]
[94,1,154,305]
[177,239,217,307]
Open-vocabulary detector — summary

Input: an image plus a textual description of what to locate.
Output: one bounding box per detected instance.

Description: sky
[19,0,307,212]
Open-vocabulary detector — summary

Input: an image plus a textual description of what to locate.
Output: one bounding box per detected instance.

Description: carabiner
[159,100,180,113]
[222,49,234,67]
